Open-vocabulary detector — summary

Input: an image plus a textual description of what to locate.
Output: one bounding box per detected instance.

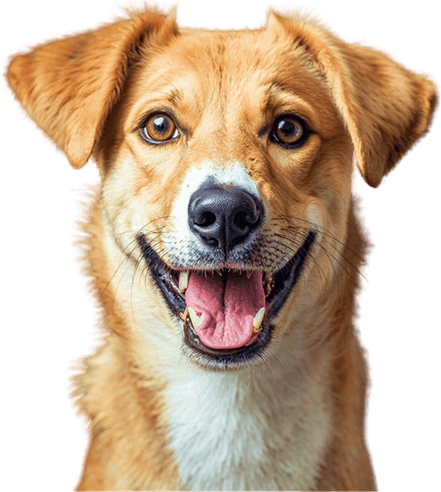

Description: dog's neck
[160,340,333,490]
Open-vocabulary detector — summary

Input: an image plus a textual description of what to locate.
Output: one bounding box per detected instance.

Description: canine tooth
[179,270,189,292]
[247,270,253,279]
[180,306,189,321]
[252,307,265,333]
[188,307,204,329]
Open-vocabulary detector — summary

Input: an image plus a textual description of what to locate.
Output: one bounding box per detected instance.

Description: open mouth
[138,231,316,368]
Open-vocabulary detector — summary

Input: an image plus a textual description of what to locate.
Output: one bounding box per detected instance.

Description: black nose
[188,186,263,254]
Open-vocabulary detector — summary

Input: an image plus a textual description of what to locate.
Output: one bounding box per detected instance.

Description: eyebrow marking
[168,88,182,105]
[264,82,316,128]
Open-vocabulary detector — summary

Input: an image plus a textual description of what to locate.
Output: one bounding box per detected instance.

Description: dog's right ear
[6,9,177,169]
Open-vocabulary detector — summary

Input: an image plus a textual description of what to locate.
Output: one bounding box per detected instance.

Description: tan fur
[7,7,437,491]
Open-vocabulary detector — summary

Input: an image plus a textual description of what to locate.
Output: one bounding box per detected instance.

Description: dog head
[7,8,437,370]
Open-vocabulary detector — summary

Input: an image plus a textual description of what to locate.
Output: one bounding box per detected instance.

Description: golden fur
[7,7,437,491]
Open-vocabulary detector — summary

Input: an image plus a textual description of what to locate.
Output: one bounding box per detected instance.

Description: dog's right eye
[140,113,179,144]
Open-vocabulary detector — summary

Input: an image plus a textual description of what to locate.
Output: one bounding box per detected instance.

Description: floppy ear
[332,41,437,187]
[268,12,438,187]
[6,8,176,169]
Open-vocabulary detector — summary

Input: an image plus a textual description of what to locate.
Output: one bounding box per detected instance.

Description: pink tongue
[185,271,265,349]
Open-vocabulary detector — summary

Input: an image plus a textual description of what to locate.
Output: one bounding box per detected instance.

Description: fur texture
[7,7,437,491]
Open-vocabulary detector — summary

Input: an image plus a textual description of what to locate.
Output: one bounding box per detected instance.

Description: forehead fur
[132,13,328,90]
[123,18,337,138]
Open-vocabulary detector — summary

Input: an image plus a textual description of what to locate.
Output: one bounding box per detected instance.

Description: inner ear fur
[6,8,177,169]
[268,12,438,187]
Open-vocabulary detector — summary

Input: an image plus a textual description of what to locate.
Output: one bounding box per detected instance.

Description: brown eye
[271,116,306,147]
[142,114,179,143]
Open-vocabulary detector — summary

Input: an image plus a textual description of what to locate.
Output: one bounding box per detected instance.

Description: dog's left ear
[6,8,177,169]
[268,12,438,187]
[326,38,438,188]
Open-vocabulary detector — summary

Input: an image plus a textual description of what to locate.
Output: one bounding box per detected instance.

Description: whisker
[279,230,345,283]
[280,214,365,263]
[270,234,329,283]
[273,215,366,282]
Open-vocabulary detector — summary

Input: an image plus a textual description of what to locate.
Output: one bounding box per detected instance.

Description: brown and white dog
[7,6,437,491]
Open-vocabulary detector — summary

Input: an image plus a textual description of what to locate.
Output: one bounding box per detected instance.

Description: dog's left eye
[270,115,307,147]
[140,113,179,144]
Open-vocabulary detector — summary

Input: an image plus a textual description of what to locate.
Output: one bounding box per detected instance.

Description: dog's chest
[163,360,331,491]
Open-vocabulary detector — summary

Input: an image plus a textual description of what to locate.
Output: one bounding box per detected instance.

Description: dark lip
[266,230,316,318]
[137,231,316,367]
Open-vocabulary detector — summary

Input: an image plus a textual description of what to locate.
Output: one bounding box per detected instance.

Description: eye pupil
[152,116,169,134]
[278,120,296,137]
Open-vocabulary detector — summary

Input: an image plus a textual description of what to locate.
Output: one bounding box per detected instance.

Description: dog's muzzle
[137,182,316,369]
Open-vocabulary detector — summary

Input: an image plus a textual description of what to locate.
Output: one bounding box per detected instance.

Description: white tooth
[188,307,204,328]
[253,307,265,333]
[247,270,253,279]
[179,270,189,292]
[180,307,189,321]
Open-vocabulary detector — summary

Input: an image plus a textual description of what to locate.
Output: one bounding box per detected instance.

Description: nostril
[234,211,247,230]
[233,209,258,230]
[195,211,216,228]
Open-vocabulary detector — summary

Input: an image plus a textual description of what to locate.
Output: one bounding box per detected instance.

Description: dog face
[95,20,352,368]
[7,9,437,372]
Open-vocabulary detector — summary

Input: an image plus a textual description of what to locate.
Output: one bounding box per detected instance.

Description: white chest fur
[163,350,331,491]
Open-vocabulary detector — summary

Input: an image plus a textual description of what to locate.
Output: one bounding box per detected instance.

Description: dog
[7,6,437,491]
